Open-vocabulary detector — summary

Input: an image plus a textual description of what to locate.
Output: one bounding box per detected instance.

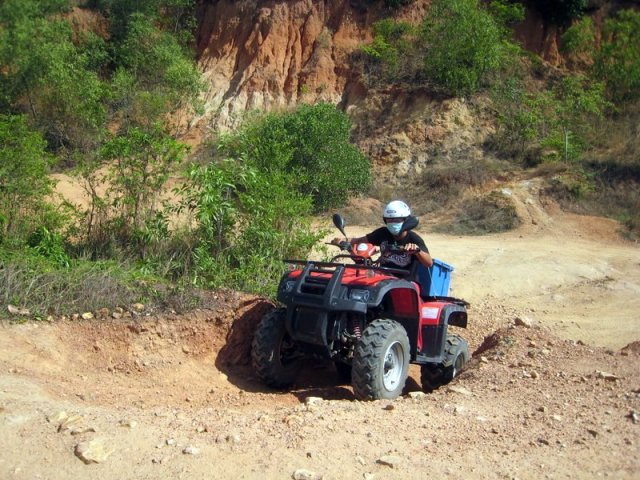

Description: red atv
[251,214,469,400]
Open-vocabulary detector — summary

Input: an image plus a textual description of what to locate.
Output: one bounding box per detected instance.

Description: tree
[0,1,108,153]
[419,0,515,96]
[100,124,187,237]
[0,115,54,239]
[594,9,640,103]
[223,103,372,212]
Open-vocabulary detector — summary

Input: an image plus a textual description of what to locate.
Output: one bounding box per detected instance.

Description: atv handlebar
[284,259,411,278]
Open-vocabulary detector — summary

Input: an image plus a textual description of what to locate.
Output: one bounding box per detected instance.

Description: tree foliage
[359,19,417,84]
[0,1,107,152]
[593,9,640,103]
[0,115,55,240]
[359,0,521,95]
[419,0,517,96]
[222,103,372,212]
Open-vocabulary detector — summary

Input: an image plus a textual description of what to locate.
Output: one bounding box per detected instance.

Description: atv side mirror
[401,215,419,233]
[332,213,347,238]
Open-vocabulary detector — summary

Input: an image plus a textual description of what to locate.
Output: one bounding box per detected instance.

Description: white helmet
[383,200,411,220]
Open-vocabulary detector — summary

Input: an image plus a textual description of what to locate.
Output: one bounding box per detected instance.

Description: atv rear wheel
[352,319,410,400]
[421,334,469,393]
[251,308,302,389]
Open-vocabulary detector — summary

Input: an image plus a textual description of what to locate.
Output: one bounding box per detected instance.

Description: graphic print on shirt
[379,241,412,267]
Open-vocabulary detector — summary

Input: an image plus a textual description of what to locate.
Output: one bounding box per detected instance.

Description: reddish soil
[1,188,639,479]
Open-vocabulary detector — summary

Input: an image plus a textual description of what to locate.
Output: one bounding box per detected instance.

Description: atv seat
[416,259,454,299]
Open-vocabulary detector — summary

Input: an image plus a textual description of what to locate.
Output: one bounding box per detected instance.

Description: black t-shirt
[365,227,429,273]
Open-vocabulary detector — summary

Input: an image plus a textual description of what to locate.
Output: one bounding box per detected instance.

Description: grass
[0,251,202,318]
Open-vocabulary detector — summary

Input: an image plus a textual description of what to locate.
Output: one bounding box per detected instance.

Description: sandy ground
[1,182,639,479]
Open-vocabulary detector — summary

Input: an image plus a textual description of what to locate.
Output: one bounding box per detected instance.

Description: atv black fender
[417,302,468,364]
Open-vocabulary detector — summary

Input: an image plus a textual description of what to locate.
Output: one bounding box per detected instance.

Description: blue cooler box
[417,258,454,297]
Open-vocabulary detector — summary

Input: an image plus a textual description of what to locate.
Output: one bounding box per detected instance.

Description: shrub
[222,103,372,213]
[359,19,417,84]
[491,74,609,162]
[178,161,323,296]
[419,0,516,96]
[0,115,56,241]
[593,9,640,103]
[561,16,595,63]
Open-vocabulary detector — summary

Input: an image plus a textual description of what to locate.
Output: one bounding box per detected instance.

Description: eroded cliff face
[196,1,371,127]
[191,0,605,184]
[193,0,467,181]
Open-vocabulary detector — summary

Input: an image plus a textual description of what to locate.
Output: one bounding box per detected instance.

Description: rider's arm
[348,235,369,245]
[331,234,372,245]
[415,249,433,268]
[406,234,433,267]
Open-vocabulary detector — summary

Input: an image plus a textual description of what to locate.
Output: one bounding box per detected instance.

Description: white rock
[514,316,533,328]
[81,312,94,320]
[74,438,114,464]
[597,371,619,381]
[7,305,30,316]
[305,396,323,406]
[292,468,323,480]
[182,445,200,455]
[58,415,85,433]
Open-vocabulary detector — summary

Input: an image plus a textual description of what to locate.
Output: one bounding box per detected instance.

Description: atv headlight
[349,289,370,302]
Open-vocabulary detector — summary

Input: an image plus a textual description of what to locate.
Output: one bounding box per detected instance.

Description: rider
[332,200,433,276]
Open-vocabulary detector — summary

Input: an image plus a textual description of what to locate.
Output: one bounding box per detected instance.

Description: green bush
[419,0,517,96]
[27,226,70,268]
[359,19,417,84]
[0,2,108,152]
[0,115,56,241]
[177,161,323,296]
[491,74,608,162]
[222,103,372,212]
[594,9,640,103]
[561,16,595,59]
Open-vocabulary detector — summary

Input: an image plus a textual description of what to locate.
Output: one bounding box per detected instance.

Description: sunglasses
[384,217,406,224]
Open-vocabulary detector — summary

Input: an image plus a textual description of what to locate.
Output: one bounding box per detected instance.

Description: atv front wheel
[251,308,302,389]
[421,334,469,393]
[352,319,410,400]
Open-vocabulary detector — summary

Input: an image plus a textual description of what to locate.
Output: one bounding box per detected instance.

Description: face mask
[386,222,403,236]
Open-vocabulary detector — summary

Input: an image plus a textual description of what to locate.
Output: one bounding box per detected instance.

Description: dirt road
[0,192,638,479]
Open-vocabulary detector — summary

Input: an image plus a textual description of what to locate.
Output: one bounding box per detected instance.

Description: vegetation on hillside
[359,0,640,238]
[0,0,638,316]
[0,0,371,315]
